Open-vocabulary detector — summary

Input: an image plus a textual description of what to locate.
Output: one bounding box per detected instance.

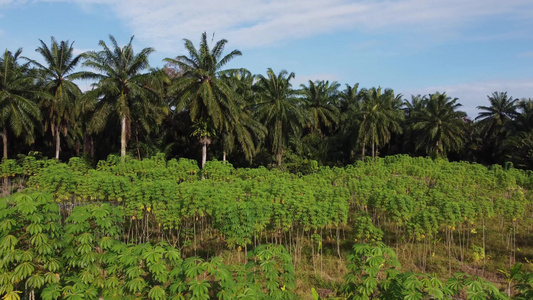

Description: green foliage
[0,191,297,299]
[353,215,384,242]
[0,192,61,298]
[344,242,401,299]
[1,154,533,298]
[343,242,508,300]
[247,244,295,299]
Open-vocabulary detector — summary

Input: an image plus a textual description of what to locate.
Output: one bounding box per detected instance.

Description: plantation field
[1,154,533,299]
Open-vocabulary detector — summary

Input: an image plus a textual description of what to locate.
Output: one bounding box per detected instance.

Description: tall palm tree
[26,37,84,159]
[336,83,363,162]
[339,83,360,113]
[0,49,41,159]
[402,94,427,155]
[164,32,243,167]
[253,68,308,166]
[82,35,161,157]
[219,69,266,162]
[357,87,403,160]
[502,98,533,168]
[410,92,466,157]
[300,80,340,136]
[476,91,518,136]
[475,91,518,164]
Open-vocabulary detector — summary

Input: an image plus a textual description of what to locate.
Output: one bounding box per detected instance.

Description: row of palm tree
[1,33,532,169]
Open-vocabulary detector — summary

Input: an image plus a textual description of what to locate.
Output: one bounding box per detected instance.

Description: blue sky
[1,0,532,117]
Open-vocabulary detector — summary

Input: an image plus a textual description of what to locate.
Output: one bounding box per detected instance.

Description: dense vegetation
[1,34,532,170]
[2,31,533,299]
[1,154,532,298]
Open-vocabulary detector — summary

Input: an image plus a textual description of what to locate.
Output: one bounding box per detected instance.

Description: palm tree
[402,95,427,155]
[82,35,161,158]
[0,49,41,158]
[220,69,266,162]
[339,83,360,113]
[502,99,533,168]
[164,32,243,167]
[476,91,518,132]
[410,92,466,157]
[475,91,518,164]
[253,68,308,166]
[357,87,403,160]
[300,80,340,136]
[337,83,363,162]
[26,37,84,159]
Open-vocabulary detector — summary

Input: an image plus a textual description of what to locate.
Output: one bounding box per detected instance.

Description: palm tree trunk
[276,151,283,167]
[362,142,365,162]
[223,150,226,163]
[201,141,207,169]
[2,127,7,159]
[135,126,141,160]
[55,127,60,160]
[121,116,127,157]
[2,128,7,196]
[372,140,375,160]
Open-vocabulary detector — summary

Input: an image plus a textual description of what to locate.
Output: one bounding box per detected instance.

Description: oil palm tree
[336,83,363,162]
[339,83,360,113]
[503,99,533,168]
[82,35,161,157]
[300,80,340,136]
[476,91,518,133]
[26,37,84,159]
[402,95,427,155]
[475,91,518,163]
[164,32,243,167]
[220,69,266,162]
[253,68,308,166]
[0,49,41,158]
[357,87,403,160]
[410,92,466,157]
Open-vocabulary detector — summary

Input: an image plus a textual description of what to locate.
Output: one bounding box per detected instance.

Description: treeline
[1,33,532,169]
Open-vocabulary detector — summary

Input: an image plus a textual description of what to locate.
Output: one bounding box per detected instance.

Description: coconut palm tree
[82,35,162,157]
[410,92,466,157]
[357,87,403,160]
[300,80,340,137]
[164,32,244,167]
[253,68,308,166]
[0,48,42,159]
[26,37,84,159]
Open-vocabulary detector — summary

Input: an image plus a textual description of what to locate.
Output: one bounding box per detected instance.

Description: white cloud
[0,0,29,7]
[32,0,531,52]
[402,79,533,118]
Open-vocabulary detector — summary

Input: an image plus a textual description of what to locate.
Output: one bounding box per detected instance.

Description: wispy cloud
[402,79,533,118]
[0,0,30,7]
[29,0,531,52]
